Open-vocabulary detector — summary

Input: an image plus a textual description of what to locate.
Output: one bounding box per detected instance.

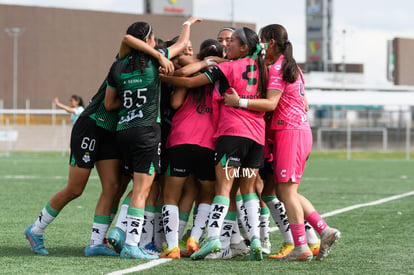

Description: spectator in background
[54,95,84,125]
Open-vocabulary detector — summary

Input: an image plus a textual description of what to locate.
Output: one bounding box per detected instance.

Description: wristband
[183,21,191,26]
[238,98,249,108]
[204,59,217,67]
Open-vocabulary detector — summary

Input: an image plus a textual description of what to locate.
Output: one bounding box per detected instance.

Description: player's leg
[85,158,120,256]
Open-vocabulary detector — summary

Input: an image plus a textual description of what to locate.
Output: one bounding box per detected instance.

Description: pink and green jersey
[204,58,265,145]
[166,85,216,151]
[267,55,310,130]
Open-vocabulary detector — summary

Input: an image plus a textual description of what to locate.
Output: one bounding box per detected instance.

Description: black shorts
[215,135,264,168]
[259,161,274,180]
[167,144,216,181]
[69,116,120,169]
[117,124,161,175]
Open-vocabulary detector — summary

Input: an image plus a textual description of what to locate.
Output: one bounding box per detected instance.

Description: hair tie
[284,39,290,46]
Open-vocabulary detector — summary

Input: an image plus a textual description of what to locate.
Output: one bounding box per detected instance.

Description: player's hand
[185,17,202,25]
[158,55,174,75]
[223,88,240,107]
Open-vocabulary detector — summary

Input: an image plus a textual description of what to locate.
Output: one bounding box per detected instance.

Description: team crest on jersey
[82,153,91,163]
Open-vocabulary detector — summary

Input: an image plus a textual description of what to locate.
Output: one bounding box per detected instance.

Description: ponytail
[260,24,299,83]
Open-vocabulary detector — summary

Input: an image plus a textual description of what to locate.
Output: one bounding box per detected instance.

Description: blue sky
[2,0,414,86]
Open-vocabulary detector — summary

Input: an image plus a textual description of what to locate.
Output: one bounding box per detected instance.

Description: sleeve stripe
[204,72,213,83]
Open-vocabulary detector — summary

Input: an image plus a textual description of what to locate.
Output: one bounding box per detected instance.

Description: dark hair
[125,21,153,73]
[260,24,299,83]
[71,94,84,107]
[191,39,225,104]
[155,37,166,49]
[235,27,267,99]
[197,39,225,60]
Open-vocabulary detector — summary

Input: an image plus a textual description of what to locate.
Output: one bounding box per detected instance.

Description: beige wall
[0,4,254,108]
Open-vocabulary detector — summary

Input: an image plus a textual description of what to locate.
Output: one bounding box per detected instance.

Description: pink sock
[290,223,307,247]
[305,211,327,235]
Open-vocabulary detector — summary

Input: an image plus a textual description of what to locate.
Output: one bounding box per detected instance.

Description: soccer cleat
[316,227,341,261]
[143,242,160,255]
[120,244,159,260]
[186,237,199,254]
[278,244,313,261]
[159,247,180,259]
[84,244,119,256]
[249,236,263,261]
[205,245,232,259]
[308,240,320,257]
[107,227,125,254]
[230,240,250,257]
[24,225,48,255]
[269,242,294,259]
[261,237,271,255]
[190,237,221,260]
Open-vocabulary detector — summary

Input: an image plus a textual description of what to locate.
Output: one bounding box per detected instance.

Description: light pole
[5,27,25,124]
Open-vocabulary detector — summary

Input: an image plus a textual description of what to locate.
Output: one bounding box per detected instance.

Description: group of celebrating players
[24,17,341,262]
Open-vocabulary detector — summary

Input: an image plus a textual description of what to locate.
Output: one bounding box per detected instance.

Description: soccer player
[53,95,84,125]
[104,18,201,260]
[217,26,235,51]
[223,23,341,261]
[159,39,224,259]
[105,19,201,256]
[160,27,268,261]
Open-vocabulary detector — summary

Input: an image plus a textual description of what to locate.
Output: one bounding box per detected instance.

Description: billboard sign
[149,0,193,16]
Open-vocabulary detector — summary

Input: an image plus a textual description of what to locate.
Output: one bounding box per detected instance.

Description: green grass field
[1,152,413,274]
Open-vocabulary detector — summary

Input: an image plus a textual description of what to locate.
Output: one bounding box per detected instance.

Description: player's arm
[53,97,75,113]
[224,88,282,112]
[304,95,309,112]
[170,87,188,110]
[173,59,217,77]
[160,73,210,89]
[168,17,202,59]
[104,86,121,111]
[119,35,174,75]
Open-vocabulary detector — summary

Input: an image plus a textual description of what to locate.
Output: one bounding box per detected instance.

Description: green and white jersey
[107,49,167,131]
[80,79,118,132]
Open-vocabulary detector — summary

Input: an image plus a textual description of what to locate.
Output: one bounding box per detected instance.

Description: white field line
[106,259,172,275]
[0,175,100,180]
[269,190,414,233]
[107,190,414,275]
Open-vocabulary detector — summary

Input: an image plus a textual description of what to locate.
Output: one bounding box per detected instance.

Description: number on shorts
[81,137,96,151]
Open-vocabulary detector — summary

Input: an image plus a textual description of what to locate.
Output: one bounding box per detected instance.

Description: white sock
[264,196,294,244]
[191,203,210,242]
[230,219,243,244]
[162,204,179,249]
[115,197,130,232]
[260,207,270,241]
[207,196,230,238]
[139,206,156,247]
[220,211,236,248]
[125,207,144,247]
[31,202,59,235]
[178,211,189,240]
[305,220,320,245]
[236,194,249,240]
[153,207,165,249]
[89,215,110,246]
[243,193,261,240]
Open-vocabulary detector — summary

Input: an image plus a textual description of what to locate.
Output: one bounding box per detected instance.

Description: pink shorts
[273,128,312,184]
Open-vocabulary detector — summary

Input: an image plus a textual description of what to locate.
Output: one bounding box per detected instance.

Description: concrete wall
[0,4,254,109]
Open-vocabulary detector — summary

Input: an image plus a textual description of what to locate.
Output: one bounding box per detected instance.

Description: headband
[236,28,249,45]
[144,25,152,39]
